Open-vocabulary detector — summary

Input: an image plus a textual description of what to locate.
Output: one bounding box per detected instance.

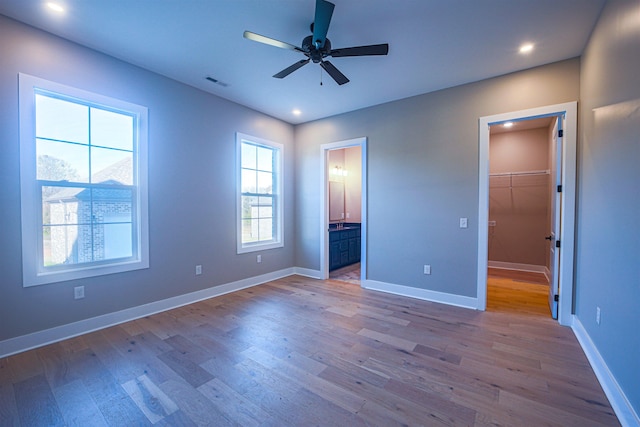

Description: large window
[19,74,149,286]
[236,133,283,253]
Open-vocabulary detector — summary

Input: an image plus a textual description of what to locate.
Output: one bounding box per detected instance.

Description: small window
[236,133,283,253]
[19,74,149,286]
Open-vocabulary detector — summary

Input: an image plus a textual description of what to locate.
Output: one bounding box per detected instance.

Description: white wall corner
[571,316,640,427]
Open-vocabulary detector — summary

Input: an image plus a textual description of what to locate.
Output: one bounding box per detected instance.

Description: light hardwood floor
[487,268,551,317]
[0,275,619,426]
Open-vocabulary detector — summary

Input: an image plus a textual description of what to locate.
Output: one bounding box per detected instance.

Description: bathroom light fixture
[503,122,514,128]
[331,165,348,176]
[292,109,301,116]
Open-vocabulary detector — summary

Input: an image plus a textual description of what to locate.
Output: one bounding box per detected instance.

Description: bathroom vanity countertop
[328,223,361,232]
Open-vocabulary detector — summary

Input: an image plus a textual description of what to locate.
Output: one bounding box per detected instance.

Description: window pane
[258,196,273,219]
[35,94,88,144]
[91,188,133,224]
[43,224,92,266]
[256,146,273,172]
[257,218,273,241]
[37,139,89,182]
[257,171,273,194]
[241,142,256,169]
[241,195,258,220]
[241,169,257,193]
[241,219,256,243]
[42,186,84,225]
[91,108,133,151]
[94,222,133,261]
[91,147,133,185]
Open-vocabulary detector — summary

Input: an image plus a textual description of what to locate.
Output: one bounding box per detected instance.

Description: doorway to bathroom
[320,137,367,285]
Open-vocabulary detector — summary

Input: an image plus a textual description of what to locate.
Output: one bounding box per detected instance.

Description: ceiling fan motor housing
[302,35,331,63]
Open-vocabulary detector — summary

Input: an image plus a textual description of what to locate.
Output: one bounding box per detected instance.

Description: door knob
[545,235,553,241]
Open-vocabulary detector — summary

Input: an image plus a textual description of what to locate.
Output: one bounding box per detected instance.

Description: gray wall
[0,15,295,342]
[577,0,640,414]
[295,58,580,297]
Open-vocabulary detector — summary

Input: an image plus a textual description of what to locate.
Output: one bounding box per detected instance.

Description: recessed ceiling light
[519,43,534,54]
[46,2,65,12]
[503,122,514,128]
[292,109,301,116]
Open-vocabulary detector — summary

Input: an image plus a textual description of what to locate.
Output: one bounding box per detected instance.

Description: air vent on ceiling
[205,76,229,87]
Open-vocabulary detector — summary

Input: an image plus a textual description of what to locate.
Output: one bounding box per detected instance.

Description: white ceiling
[0,0,605,124]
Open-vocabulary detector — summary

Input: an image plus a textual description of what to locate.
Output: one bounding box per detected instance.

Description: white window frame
[19,73,149,287]
[236,132,283,254]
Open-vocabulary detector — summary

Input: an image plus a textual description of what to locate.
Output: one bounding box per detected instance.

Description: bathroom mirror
[329,181,344,221]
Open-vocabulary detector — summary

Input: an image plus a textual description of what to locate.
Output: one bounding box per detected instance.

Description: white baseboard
[571,316,640,427]
[0,267,296,358]
[488,261,547,274]
[362,279,477,310]
[293,267,322,279]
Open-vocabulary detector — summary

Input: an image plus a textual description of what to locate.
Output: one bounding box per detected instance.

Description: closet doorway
[477,102,577,326]
[320,137,367,284]
[487,117,556,317]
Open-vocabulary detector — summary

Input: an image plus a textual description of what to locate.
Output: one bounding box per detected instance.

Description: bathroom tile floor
[329,262,361,285]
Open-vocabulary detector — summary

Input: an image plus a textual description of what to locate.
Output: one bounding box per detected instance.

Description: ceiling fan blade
[312,0,335,49]
[273,59,310,79]
[330,43,389,57]
[320,60,349,85]
[243,31,303,52]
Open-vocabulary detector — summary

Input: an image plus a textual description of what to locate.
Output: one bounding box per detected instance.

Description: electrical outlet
[195,265,202,275]
[423,264,431,275]
[459,217,468,228]
[74,286,85,300]
[596,306,601,325]
[257,255,262,263]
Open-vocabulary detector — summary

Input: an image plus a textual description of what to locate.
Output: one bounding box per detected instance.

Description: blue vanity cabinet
[329,231,341,270]
[329,225,361,271]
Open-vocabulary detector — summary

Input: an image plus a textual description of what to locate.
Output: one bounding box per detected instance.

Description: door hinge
[557,184,562,192]
[556,240,561,248]
[554,294,559,302]
[558,129,564,138]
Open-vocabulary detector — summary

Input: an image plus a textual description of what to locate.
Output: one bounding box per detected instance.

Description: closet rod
[489,169,550,177]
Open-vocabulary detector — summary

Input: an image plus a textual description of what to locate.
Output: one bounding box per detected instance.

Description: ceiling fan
[243,0,389,85]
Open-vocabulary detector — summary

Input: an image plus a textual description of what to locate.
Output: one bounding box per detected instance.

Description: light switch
[460,218,468,228]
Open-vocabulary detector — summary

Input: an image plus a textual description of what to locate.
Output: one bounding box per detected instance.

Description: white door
[548,116,563,319]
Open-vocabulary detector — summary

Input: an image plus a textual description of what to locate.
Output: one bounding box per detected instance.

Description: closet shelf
[489,169,549,177]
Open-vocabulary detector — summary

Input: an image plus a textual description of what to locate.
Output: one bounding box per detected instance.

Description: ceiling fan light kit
[243,0,389,85]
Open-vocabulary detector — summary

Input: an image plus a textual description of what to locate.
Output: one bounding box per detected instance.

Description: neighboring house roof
[44,156,133,203]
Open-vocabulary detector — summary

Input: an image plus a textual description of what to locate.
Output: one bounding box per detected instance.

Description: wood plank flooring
[0,275,620,426]
[487,268,551,317]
